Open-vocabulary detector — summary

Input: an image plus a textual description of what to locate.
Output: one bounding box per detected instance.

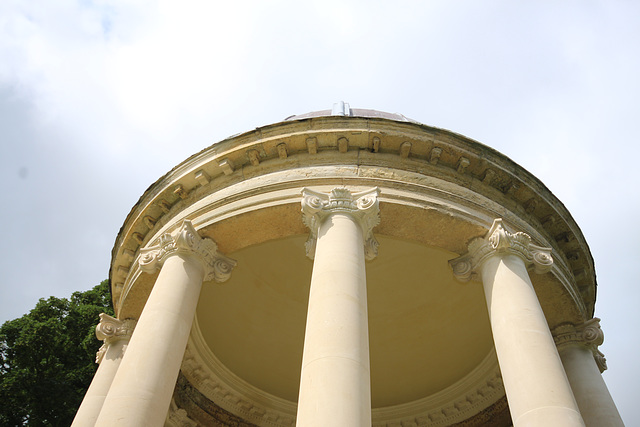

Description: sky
[1,0,638,423]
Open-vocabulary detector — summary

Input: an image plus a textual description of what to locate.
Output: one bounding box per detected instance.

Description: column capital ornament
[449,218,553,282]
[95,313,137,364]
[553,318,608,372]
[301,187,381,260]
[139,220,236,283]
[165,400,197,427]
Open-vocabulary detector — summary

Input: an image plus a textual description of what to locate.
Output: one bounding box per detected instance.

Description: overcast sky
[1,0,638,423]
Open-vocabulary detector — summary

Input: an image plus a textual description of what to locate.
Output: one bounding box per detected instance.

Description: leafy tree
[0,280,113,426]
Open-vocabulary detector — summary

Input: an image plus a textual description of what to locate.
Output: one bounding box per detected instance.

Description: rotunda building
[73,104,623,426]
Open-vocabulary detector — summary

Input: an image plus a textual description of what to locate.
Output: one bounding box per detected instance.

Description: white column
[71,314,136,427]
[450,219,585,427]
[95,220,235,427]
[553,319,624,427]
[297,187,380,427]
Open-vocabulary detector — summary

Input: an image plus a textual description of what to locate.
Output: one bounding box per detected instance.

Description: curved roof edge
[284,102,419,124]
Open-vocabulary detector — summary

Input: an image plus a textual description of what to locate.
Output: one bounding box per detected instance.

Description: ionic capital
[95,313,137,364]
[449,218,553,282]
[301,187,381,260]
[139,220,236,283]
[553,318,608,372]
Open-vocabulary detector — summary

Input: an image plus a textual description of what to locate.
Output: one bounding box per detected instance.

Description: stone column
[95,220,235,427]
[450,219,584,427]
[553,319,624,427]
[297,187,380,427]
[71,314,136,427]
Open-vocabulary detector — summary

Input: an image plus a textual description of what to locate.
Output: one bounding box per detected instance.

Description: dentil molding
[449,218,554,282]
[301,187,381,260]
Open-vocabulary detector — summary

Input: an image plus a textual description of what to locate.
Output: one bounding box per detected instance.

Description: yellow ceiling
[196,234,493,408]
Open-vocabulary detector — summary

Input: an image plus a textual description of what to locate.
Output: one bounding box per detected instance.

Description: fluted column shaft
[554,320,624,427]
[451,219,585,427]
[297,187,379,427]
[72,314,135,427]
[95,220,235,427]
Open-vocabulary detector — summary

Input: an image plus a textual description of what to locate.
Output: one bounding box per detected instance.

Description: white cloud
[1,0,639,423]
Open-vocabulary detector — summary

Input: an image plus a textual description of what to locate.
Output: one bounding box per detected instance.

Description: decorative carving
[301,187,380,260]
[371,136,380,153]
[524,198,538,214]
[372,370,504,427]
[116,265,129,277]
[553,318,608,372]
[573,268,586,281]
[277,143,288,159]
[122,249,135,262]
[158,199,172,214]
[143,215,156,230]
[399,141,411,158]
[429,147,442,165]
[555,231,574,244]
[194,170,210,186]
[139,220,236,283]
[218,159,234,175]
[306,137,318,154]
[566,251,580,261]
[503,181,518,195]
[132,232,145,245]
[186,317,505,427]
[456,157,470,174]
[542,214,556,229]
[449,218,553,282]
[95,313,136,364]
[482,169,495,185]
[247,149,260,166]
[165,399,198,427]
[337,137,348,153]
[182,340,297,427]
[174,184,189,200]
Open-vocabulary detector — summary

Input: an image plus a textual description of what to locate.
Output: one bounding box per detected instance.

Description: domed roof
[284,101,418,123]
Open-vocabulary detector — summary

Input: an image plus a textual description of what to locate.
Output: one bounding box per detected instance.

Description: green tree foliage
[0,280,113,426]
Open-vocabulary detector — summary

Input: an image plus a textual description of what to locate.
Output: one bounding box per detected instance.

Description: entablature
[110,117,595,322]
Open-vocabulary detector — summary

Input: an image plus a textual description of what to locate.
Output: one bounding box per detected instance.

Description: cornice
[110,116,595,318]
[113,171,586,322]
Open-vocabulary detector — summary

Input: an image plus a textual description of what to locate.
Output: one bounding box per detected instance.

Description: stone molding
[301,187,380,260]
[139,219,236,283]
[113,166,587,322]
[164,399,198,427]
[181,318,504,427]
[553,318,608,372]
[94,313,136,364]
[112,117,597,318]
[449,218,554,282]
[182,319,297,427]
